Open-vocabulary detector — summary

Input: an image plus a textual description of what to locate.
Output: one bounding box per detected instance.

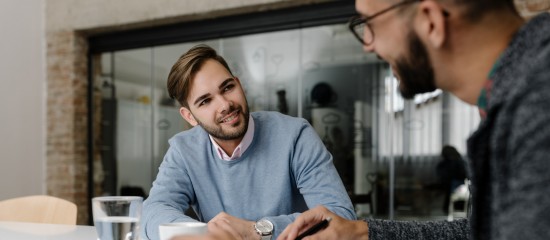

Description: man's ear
[180,107,198,126]
[415,0,447,48]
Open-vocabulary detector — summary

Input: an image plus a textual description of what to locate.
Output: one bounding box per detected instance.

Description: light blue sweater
[142,111,356,240]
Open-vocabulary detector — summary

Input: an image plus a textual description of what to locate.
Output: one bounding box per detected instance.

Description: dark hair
[437,145,467,181]
[451,0,518,21]
[441,145,462,161]
[167,44,233,108]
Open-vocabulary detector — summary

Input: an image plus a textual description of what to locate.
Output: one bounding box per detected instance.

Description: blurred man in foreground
[176,0,550,239]
[279,0,550,239]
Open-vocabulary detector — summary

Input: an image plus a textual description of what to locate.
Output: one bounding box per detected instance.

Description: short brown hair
[454,0,518,21]
[167,44,233,108]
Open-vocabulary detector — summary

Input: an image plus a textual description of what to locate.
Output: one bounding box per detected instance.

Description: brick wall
[46,30,89,224]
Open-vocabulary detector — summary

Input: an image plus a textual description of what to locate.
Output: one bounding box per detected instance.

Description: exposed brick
[46,29,90,225]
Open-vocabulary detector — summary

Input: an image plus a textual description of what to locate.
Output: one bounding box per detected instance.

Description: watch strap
[260,235,272,240]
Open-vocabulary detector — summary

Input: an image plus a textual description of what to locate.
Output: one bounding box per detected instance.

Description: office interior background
[1,0,548,225]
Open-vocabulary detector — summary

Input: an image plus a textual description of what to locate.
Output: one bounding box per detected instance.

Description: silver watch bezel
[254,219,274,237]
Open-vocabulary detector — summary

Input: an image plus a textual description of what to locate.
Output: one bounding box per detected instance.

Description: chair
[349,193,374,215]
[0,195,77,225]
[447,180,470,221]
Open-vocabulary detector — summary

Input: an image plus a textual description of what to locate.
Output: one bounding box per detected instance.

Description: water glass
[92,196,143,240]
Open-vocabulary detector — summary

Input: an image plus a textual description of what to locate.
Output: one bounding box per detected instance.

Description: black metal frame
[89,1,355,53]
[86,0,356,224]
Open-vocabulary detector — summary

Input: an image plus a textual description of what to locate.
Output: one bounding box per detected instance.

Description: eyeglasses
[348,0,420,45]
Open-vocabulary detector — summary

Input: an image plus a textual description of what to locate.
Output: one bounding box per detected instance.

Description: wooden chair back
[0,195,77,225]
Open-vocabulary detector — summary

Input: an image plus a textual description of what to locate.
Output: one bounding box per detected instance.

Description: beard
[394,30,437,99]
[195,104,250,141]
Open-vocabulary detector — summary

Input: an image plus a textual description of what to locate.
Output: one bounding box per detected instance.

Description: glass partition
[93,21,479,221]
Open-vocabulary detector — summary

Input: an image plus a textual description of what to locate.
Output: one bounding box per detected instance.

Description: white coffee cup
[159,222,207,240]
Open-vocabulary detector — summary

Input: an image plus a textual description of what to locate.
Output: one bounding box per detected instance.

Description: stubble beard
[394,30,437,100]
[196,104,250,141]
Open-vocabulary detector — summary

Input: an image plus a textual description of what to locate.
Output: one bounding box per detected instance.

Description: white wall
[45,0,324,32]
[0,0,45,200]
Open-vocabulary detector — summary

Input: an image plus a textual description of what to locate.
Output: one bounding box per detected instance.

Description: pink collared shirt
[209,115,254,161]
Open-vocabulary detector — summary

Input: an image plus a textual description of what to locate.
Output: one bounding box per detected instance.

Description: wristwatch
[254,219,274,240]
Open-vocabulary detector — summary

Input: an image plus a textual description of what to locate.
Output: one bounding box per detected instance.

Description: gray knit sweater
[366,13,550,240]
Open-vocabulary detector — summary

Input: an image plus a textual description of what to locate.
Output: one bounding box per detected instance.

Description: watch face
[256,219,274,233]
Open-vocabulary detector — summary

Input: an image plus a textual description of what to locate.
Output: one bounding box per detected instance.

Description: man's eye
[223,84,234,92]
[199,99,211,106]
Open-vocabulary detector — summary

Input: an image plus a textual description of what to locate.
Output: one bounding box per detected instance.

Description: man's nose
[217,96,233,114]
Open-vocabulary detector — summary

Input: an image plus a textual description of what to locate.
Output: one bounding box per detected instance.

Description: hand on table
[170,218,240,240]
[277,205,369,240]
[208,212,257,240]
[170,212,259,240]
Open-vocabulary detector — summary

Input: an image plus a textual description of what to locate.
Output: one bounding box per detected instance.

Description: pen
[295,217,332,240]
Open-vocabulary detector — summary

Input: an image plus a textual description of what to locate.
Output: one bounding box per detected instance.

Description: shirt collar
[209,115,255,161]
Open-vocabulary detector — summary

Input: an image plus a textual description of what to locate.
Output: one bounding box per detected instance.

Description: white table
[0,221,98,240]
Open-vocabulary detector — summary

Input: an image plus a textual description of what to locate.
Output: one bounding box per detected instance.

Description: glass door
[91,21,479,221]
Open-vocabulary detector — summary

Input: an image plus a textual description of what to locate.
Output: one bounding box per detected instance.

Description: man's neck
[437,11,525,105]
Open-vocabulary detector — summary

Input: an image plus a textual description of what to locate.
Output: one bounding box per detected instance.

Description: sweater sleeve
[141,145,200,240]
[366,218,470,240]
[265,121,356,237]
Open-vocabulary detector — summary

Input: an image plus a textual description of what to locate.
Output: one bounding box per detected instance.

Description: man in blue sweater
[141,44,356,240]
[277,0,550,240]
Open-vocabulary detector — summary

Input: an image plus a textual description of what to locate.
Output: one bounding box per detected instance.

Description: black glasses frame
[348,0,421,45]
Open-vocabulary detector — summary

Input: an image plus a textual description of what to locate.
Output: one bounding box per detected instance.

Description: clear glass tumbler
[92,196,143,240]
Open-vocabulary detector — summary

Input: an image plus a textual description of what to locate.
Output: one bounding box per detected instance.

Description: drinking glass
[92,196,143,240]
